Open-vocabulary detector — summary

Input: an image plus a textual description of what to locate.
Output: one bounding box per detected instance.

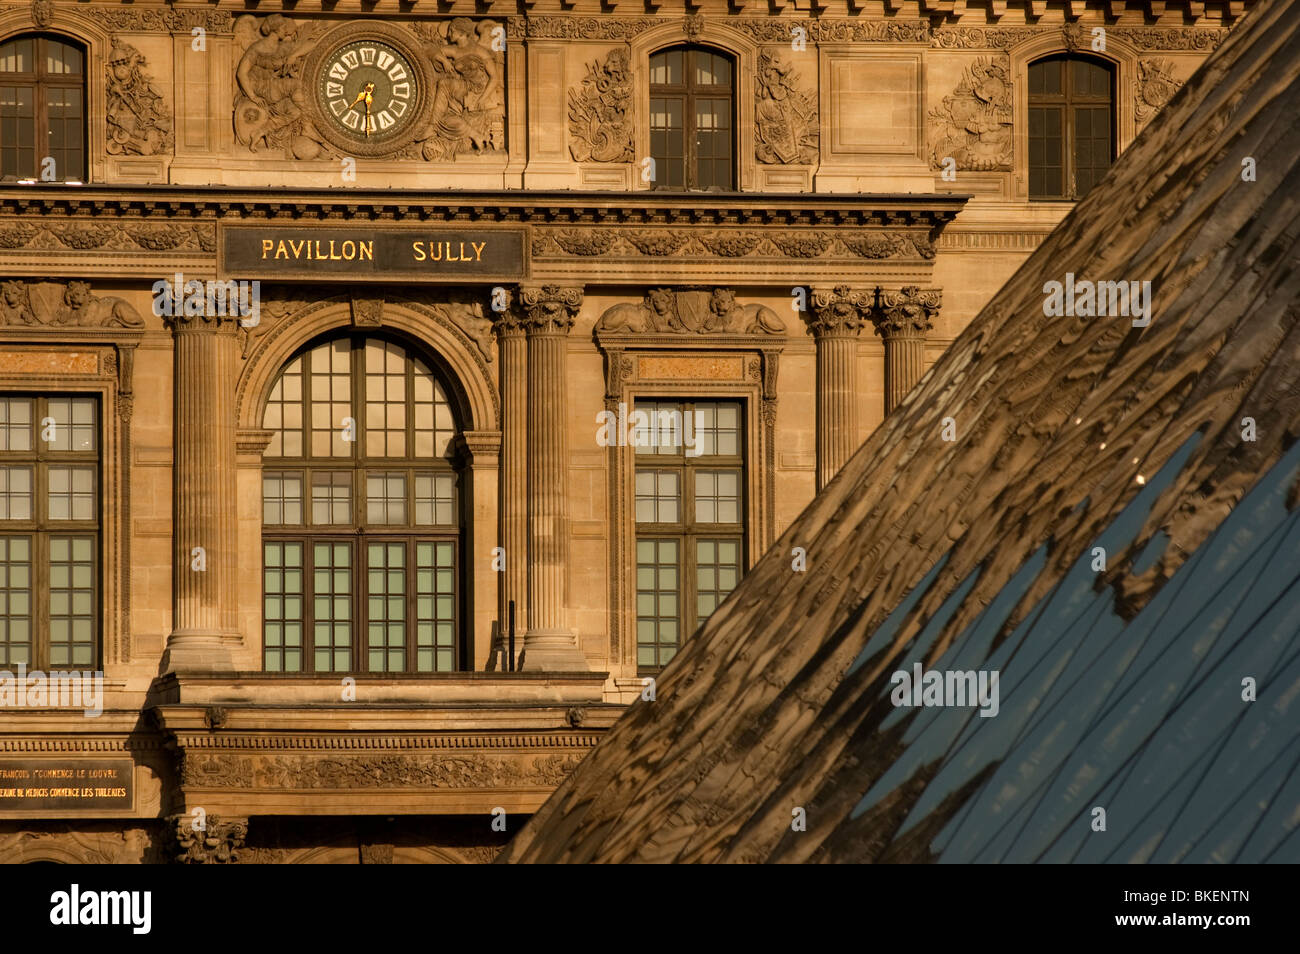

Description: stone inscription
[0,759,133,811]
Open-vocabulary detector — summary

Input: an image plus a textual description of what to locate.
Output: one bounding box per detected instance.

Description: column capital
[172,814,248,864]
[163,312,241,333]
[516,284,584,335]
[872,286,942,338]
[806,285,872,337]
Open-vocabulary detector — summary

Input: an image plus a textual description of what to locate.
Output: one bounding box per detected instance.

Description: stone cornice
[0,187,967,230]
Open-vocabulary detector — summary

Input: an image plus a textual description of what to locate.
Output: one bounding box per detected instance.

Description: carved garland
[531,228,934,260]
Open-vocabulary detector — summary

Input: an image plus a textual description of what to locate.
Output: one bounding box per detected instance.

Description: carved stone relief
[105,39,173,157]
[529,227,934,261]
[568,49,634,163]
[0,280,145,328]
[232,15,504,161]
[930,57,1013,171]
[1136,58,1185,125]
[181,752,586,789]
[755,49,818,166]
[596,288,784,336]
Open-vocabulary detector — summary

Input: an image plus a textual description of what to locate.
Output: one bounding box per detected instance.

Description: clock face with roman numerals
[317,39,416,142]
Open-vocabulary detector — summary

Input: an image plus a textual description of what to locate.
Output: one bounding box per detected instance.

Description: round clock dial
[318,39,417,141]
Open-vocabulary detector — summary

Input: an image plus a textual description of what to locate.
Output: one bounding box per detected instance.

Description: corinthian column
[493,298,528,669]
[517,284,588,672]
[872,286,942,415]
[807,286,871,490]
[162,311,240,672]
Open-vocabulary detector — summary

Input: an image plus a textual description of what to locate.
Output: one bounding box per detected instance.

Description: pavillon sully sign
[219,226,529,283]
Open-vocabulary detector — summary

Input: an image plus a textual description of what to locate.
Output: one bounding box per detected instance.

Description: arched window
[261,336,463,674]
[0,34,86,182]
[649,45,735,191]
[1028,54,1114,200]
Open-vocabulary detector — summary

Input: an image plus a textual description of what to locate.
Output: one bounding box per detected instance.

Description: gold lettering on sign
[260,239,375,261]
[637,356,746,380]
[410,241,486,263]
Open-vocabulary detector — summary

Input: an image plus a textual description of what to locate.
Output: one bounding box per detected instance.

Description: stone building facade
[0,0,1240,862]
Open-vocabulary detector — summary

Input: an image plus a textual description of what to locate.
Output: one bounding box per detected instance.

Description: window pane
[48,535,94,668]
[263,472,303,525]
[415,541,455,672]
[0,398,31,451]
[0,38,33,73]
[636,538,679,668]
[47,466,95,521]
[414,472,455,526]
[45,397,96,451]
[696,536,742,627]
[311,471,351,525]
[366,542,405,672]
[0,466,31,520]
[366,471,406,525]
[263,541,304,672]
[312,541,351,672]
[0,535,32,667]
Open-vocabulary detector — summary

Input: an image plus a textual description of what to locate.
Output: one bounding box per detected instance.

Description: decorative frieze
[930,57,1013,171]
[530,227,934,260]
[755,50,819,166]
[596,288,785,335]
[182,752,586,789]
[931,25,1228,50]
[106,39,173,157]
[0,221,214,253]
[568,50,635,163]
[0,280,145,328]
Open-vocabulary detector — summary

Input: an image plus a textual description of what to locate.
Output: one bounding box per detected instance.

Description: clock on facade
[318,39,417,141]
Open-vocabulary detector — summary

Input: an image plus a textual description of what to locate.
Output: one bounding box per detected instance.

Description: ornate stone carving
[406,18,505,160]
[874,286,942,336]
[755,50,818,166]
[626,229,687,256]
[106,39,173,157]
[0,280,145,328]
[930,25,1226,51]
[698,231,761,257]
[516,284,583,334]
[179,752,587,789]
[597,288,784,335]
[174,815,247,864]
[0,221,214,252]
[1136,58,1184,125]
[80,7,169,31]
[360,843,394,864]
[730,19,929,43]
[842,231,935,260]
[771,232,832,257]
[232,14,323,159]
[351,297,384,327]
[523,16,659,39]
[807,286,871,336]
[683,14,705,43]
[930,57,1012,171]
[568,50,634,163]
[552,227,616,255]
[31,0,51,28]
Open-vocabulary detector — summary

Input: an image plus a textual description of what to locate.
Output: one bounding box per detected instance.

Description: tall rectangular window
[0,395,99,669]
[0,35,85,181]
[649,46,735,191]
[634,399,744,670]
[1028,55,1115,200]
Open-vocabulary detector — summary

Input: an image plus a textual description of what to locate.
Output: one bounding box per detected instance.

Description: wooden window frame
[649,45,736,192]
[261,336,464,675]
[632,398,745,673]
[0,394,100,672]
[1027,53,1115,201]
[0,33,87,182]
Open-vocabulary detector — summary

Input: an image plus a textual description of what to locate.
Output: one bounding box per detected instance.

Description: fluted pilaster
[518,284,588,671]
[493,300,528,669]
[163,313,240,672]
[873,287,942,414]
[807,286,872,490]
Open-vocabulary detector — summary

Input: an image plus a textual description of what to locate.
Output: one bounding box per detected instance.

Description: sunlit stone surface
[501,0,1300,863]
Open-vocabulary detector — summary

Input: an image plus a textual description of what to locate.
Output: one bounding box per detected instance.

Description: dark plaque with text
[219,226,529,282]
[0,759,134,811]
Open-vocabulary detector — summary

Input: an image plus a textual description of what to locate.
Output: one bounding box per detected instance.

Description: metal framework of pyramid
[502,0,1300,863]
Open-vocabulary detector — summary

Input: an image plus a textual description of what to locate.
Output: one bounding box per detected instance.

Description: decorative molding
[807,285,872,336]
[106,38,173,157]
[755,49,818,166]
[683,13,705,43]
[1136,57,1184,125]
[516,284,583,335]
[0,221,214,253]
[529,226,934,261]
[350,296,384,327]
[596,288,784,335]
[930,57,1013,171]
[731,18,930,43]
[931,25,1228,50]
[874,286,942,336]
[181,752,586,790]
[30,0,49,29]
[174,815,247,864]
[0,280,145,328]
[568,50,634,163]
